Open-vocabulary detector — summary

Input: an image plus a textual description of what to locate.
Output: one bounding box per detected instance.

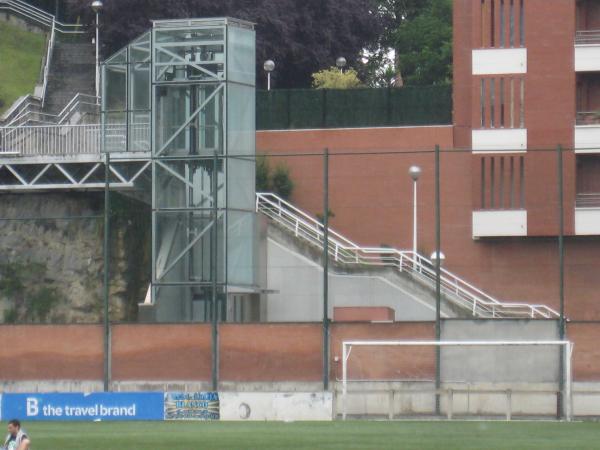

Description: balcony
[575,31,600,72]
[472,154,527,238]
[575,193,600,235]
[575,112,600,152]
[575,153,600,234]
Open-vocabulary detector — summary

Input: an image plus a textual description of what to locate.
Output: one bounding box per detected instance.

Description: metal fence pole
[212,150,219,391]
[103,151,111,392]
[323,148,330,391]
[386,87,392,126]
[435,144,441,415]
[322,90,328,128]
[286,89,291,129]
[557,144,565,419]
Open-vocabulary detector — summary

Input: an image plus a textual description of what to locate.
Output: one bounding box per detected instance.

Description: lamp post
[408,166,422,261]
[91,0,103,101]
[263,60,275,91]
[336,56,347,74]
[430,251,446,266]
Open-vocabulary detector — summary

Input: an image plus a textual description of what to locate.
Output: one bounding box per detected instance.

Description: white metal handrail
[256,192,560,319]
[0,123,101,156]
[4,94,100,128]
[0,0,84,33]
[0,121,150,156]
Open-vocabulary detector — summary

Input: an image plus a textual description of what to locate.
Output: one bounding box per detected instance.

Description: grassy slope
[22,421,600,450]
[0,21,46,114]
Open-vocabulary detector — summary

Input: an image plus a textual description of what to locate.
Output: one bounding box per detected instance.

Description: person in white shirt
[3,420,30,450]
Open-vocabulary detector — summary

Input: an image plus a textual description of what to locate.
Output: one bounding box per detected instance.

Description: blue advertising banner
[2,393,164,421]
[164,392,219,420]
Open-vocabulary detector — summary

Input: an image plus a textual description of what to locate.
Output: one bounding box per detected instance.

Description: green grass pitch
[19,420,600,450]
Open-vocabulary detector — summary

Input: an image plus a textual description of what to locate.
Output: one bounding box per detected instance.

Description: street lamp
[263,60,275,91]
[408,166,422,260]
[430,251,446,266]
[91,0,103,101]
[336,56,347,73]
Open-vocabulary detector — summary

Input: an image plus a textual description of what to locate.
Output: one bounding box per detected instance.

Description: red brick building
[257,0,600,321]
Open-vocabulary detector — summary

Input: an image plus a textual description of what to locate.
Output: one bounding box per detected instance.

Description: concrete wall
[264,224,455,322]
[441,320,560,383]
[220,392,332,421]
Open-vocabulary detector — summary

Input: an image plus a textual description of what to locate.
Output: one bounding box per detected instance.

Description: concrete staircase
[43,36,95,115]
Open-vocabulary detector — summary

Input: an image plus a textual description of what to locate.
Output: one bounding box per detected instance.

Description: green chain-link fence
[256,85,452,130]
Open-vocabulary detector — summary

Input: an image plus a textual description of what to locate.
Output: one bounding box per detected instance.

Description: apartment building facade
[257,0,600,321]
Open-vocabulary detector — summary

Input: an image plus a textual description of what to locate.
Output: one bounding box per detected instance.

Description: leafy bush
[312,67,362,89]
[256,158,294,200]
[271,164,294,200]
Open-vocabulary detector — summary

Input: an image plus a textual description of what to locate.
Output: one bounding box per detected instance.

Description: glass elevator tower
[102,18,257,322]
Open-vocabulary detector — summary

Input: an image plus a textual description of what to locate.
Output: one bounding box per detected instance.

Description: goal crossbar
[341,340,574,421]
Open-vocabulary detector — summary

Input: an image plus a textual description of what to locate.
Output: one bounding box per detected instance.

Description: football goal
[340,339,574,421]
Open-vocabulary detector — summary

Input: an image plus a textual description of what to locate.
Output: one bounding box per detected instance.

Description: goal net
[339,339,573,420]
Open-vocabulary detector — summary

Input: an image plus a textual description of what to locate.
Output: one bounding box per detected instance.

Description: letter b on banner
[26,398,38,417]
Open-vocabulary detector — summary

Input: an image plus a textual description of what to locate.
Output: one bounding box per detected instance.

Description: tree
[64,0,383,89]
[361,0,452,86]
[312,67,362,89]
[391,0,452,85]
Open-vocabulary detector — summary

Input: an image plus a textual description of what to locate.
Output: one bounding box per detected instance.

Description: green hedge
[256,85,452,130]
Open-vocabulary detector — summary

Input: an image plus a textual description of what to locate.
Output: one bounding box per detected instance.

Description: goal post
[341,340,574,421]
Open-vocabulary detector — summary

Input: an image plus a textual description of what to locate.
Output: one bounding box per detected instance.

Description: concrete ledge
[472,210,527,238]
[575,44,600,72]
[575,125,600,152]
[575,208,600,235]
[472,48,527,75]
[472,129,527,152]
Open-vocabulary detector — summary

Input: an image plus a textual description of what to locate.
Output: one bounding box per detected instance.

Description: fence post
[322,148,330,390]
[557,144,566,419]
[386,86,392,126]
[211,150,219,391]
[286,89,291,129]
[322,89,328,128]
[435,144,442,415]
[103,151,111,392]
